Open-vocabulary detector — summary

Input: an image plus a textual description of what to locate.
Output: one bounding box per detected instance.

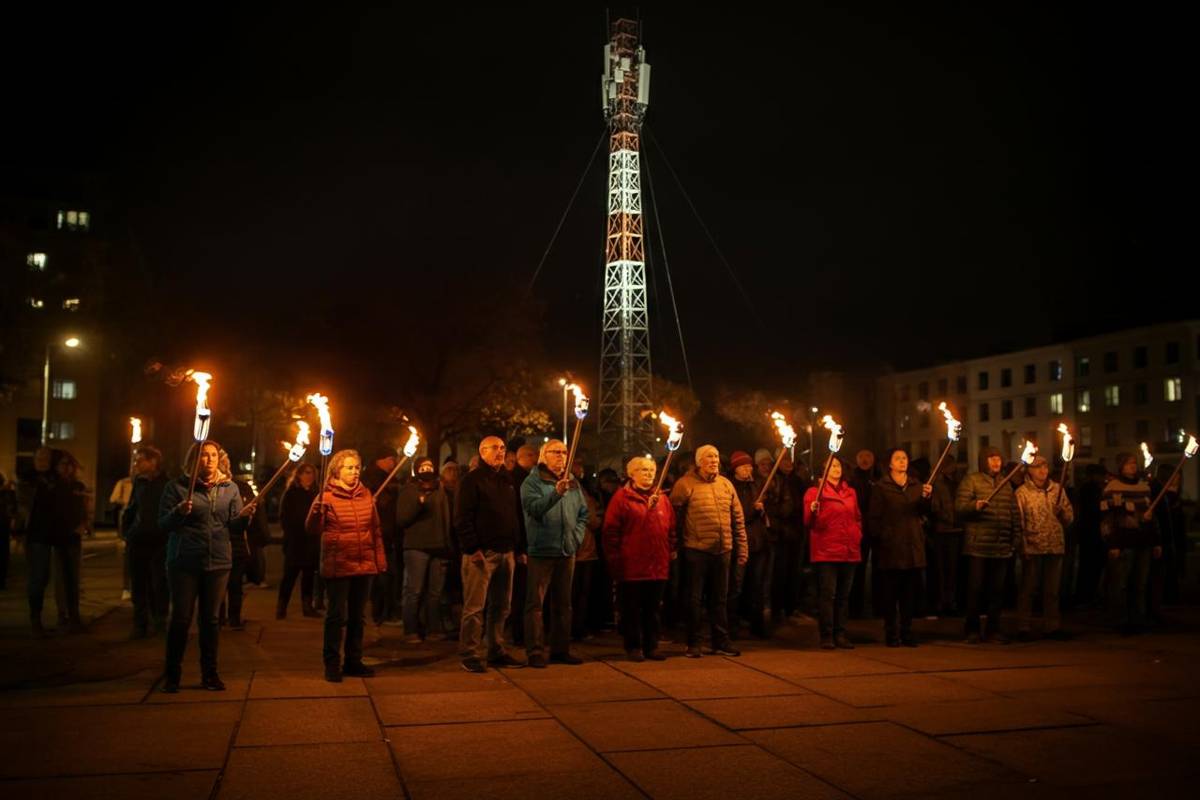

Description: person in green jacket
[955,446,1020,643]
[520,440,588,668]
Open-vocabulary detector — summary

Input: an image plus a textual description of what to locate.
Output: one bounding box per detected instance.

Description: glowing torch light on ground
[1148,433,1198,514]
[927,403,963,486]
[755,412,798,507]
[562,384,590,484]
[811,414,845,512]
[650,411,685,501]
[985,440,1038,504]
[374,426,422,503]
[185,371,214,503]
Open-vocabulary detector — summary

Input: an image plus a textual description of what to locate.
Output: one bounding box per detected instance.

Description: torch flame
[285,420,311,463]
[567,383,589,420]
[1184,434,1199,459]
[1019,440,1038,466]
[936,402,962,442]
[129,417,143,445]
[769,411,797,450]
[188,371,213,442]
[307,393,334,456]
[402,426,420,459]
[659,411,684,451]
[820,414,844,453]
[1140,442,1153,470]
[1056,423,1075,463]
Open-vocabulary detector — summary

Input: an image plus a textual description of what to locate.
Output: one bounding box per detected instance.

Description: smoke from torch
[130,417,143,445]
[937,402,962,442]
[820,414,844,453]
[307,393,334,456]
[187,371,213,442]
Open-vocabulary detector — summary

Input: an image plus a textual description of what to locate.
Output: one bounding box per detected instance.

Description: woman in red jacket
[306,449,387,683]
[603,456,677,662]
[803,456,862,650]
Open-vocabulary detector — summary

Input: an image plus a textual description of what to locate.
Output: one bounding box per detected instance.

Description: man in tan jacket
[670,445,748,657]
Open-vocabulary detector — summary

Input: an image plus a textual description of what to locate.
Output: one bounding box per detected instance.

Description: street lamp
[42,335,82,445]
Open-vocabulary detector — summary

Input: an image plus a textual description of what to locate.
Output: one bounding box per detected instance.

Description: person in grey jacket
[520,440,588,668]
[158,441,245,693]
[955,446,1020,643]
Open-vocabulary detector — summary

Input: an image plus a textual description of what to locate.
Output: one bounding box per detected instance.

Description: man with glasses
[455,436,526,672]
[520,440,588,668]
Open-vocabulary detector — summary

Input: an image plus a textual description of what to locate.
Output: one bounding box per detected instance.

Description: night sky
[6,4,1191,396]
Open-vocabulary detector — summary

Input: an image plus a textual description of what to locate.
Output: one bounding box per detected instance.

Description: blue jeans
[166,564,230,680]
[402,549,448,637]
[27,541,81,620]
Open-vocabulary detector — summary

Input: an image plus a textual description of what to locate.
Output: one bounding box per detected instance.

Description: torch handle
[185,439,207,504]
[926,442,954,487]
[562,417,585,485]
[983,463,1025,505]
[1146,458,1187,515]
[249,460,294,510]
[372,455,412,504]
[812,452,835,512]
[753,449,787,507]
[650,450,677,504]
[1053,461,1070,507]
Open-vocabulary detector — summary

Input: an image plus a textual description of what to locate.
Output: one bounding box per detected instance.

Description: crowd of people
[0,430,1190,690]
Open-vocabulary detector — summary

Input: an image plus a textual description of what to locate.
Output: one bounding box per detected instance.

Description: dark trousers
[510,560,528,645]
[223,557,247,625]
[372,542,400,625]
[740,548,771,635]
[618,580,666,653]
[932,532,962,612]
[1108,546,1152,627]
[817,562,856,636]
[770,537,803,617]
[878,568,920,640]
[324,575,373,668]
[130,542,168,632]
[685,549,732,648]
[166,565,230,680]
[965,556,1008,634]
[524,556,575,658]
[27,542,81,619]
[278,561,316,611]
[572,559,596,638]
[849,537,873,618]
[662,558,684,629]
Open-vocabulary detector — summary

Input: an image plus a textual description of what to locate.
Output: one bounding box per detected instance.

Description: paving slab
[503,661,664,705]
[610,661,806,699]
[234,697,382,746]
[549,699,743,752]
[859,643,1071,672]
[609,744,850,800]
[0,703,240,778]
[737,649,906,679]
[0,769,218,800]
[1074,697,1200,749]
[0,670,157,708]
[405,767,643,800]
[248,670,367,698]
[931,664,1146,694]
[387,719,602,782]
[367,666,511,696]
[685,693,877,730]
[883,697,1094,735]
[376,688,549,726]
[146,673,252,703]
[217,742,402,800]
[942,724,1199,787]
[747,721,1017,799]
[798,672,996,707]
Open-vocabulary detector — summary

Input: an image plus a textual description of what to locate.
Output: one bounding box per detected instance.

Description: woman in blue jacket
[158,441,245,693]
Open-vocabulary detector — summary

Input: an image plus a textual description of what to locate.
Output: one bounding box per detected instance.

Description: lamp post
[41,335,81,446]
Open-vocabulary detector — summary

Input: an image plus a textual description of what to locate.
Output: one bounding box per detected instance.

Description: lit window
[1049,393,1064,415]
[49,421,75,440]
[57,209,90,231]
[1165,378,1183,402]
[1078,390,1091,413]
[1104,385,1120,407]
[63,298,81,311]
[52,380,77,400]
[27,253,47,270]
[28,297,45,309]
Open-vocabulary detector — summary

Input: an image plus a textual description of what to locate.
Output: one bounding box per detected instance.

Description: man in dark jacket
[731,451,771,638]
[955,446,1019,642]
[771,451,806,621]
[122,446,170,638]
[363,447,401,626]
[928,455,963,615]
[397,457,454,642]
[455,436,526,673]
[847,450,878,618]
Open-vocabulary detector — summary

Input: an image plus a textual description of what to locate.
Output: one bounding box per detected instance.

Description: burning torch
[1053,423,1075,506]
[1146,433,1198,515]
[754,411,798,507]
[242,421,311,516]
[649,411,684,505]
[307,392,334,480]
[373,426,422,502]
[1140,442,1154,476]
[983,440,1037,505]
[561,383,589,483]
[811,414,845,512]
[129,416,143,472]
[185,371,213,504]
[926,403,963,486]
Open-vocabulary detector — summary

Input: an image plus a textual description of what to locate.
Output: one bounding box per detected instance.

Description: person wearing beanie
[670,444,747,658]
[730,450,771,639]
[955,445,1020,643]
[1100,452,1160,633]
[1014,455,1074,640]
[362,446,401,626]
[396,457,455,643]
